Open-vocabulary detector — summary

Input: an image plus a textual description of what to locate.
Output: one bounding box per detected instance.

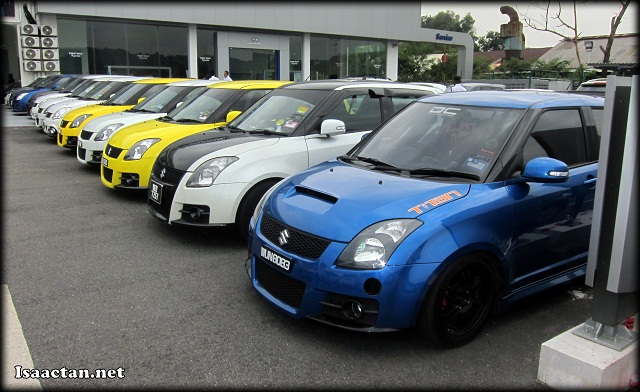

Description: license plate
[77,140,83,148]
[101,157,108,167]
[149,180,163,204]
[260,246,293,272]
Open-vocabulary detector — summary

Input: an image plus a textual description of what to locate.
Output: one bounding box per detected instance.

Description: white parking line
[1,285,42,390]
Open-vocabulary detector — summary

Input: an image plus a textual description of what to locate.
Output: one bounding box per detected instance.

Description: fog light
[342,300,364,320]
[189,207,203,220]
[363,278,382,295]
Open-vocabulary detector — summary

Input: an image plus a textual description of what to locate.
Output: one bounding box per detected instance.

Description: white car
[30,75,110,121]
[32,75,119,127]
[40,76,146,137]
[77,79,217,165]
[147,80,442,238]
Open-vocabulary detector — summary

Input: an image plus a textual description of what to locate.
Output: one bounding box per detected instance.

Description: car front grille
[260,214,330,260]
[152,164,186,186]
[78,148,86,160]
[60,120,70,128]
[255,258,305,309]
[80,130,93,139]
[104,144,123,159]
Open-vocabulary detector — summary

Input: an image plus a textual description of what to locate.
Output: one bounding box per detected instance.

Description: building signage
[435,33,453,42]
[137,54,149,60]
[199,56,211,62]
[249,37,261,45]
[69,52,83,58]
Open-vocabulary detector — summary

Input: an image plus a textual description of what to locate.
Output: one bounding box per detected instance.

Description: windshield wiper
[247,129,281,136]
[340,155,402,171]
[225,125,246,133]
[408,167,480,181]
[174,118,202,123]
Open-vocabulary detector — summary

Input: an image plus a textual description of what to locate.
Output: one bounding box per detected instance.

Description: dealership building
[1,1,473,84]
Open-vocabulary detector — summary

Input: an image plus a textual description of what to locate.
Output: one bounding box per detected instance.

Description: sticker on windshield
[198,111,210,120]
[296,106,309,114]
[464,155,489,171]
[429,107,460,117]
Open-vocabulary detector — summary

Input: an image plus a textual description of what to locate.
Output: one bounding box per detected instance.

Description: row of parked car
[7,73,605,347]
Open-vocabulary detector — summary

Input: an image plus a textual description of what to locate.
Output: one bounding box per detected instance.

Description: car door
[305,91,383,166]
[508,108,598,291]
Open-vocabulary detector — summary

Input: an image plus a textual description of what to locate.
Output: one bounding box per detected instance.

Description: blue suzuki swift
[247,90,604,347]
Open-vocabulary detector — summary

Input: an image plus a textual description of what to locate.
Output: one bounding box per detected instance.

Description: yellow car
[100,80,291,190]
[57,78,191,148]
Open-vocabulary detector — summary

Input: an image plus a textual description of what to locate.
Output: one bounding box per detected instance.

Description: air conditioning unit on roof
[41,37,58,48]
[42,48,59,60]
[24,60,43,72]
[21,24,39,36]
[23,48,42,60]
[43,60,60,72]
[40,25,58,36]
[21,36,41,48]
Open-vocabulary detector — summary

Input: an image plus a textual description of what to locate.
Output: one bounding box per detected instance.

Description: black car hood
[157,130,265,171]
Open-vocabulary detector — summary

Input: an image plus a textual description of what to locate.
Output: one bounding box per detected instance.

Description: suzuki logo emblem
[160,168,166,179]
[107,147,112,155]
[278,229,290,246]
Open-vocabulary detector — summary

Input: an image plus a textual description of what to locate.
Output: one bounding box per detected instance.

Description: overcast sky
[421,1,638,48]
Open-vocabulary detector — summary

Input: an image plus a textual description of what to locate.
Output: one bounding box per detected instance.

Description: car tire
[236,180,279,241]
[418,253,499,348]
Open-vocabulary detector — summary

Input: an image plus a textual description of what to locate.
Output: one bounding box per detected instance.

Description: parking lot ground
[1,108,594,389]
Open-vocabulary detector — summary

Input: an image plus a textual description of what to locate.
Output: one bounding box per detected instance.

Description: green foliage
[476,31,505,51]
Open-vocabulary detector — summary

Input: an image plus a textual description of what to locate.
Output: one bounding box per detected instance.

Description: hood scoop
[294,186,338,204]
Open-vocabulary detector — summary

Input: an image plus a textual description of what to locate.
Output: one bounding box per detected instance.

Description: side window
[230,89,270,112]
[591,107,604,138]
[390,94,431,112]
[324,94,382,133]
[522,109,587,166]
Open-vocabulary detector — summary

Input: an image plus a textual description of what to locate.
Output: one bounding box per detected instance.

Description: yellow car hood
[109,121,223,149]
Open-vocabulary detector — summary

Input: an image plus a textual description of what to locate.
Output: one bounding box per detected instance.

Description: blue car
[247,90,604,347]
[11,74,76,112]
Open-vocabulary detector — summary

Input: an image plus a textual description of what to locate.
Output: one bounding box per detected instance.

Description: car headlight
[52,107,71,120]
[124,138,161,160]
[186,157,239,188]
[96,123,124,141]
[336,219,423,269]
[16,93,28,100]
[71,114,93,128]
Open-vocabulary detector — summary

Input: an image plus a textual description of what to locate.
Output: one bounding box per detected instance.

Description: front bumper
[100,150,154,190]
[248,213,437,331]
[76,130,106,165]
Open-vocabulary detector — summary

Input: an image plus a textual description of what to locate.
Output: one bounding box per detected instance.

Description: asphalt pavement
[1,107,596,390]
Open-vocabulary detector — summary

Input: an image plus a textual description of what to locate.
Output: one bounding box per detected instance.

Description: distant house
[536,33,638,73]
[474,47,552,69]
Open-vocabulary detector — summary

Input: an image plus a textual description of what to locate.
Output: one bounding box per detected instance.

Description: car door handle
[583,177,597,186]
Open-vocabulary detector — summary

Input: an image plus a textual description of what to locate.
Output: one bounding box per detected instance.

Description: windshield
[132,86,205,113]
[86,81,127,100]
[229,89,329,135]
[348,102,523,180]
[103,83,148,105]
[165,88,237,123]
[76,81,109,98]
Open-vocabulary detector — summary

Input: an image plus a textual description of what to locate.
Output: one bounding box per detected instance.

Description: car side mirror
[320,119,346,136]
[176,101,184,107]
[521,157,569,183]
[137,97,145,104]
[226,110,242,123]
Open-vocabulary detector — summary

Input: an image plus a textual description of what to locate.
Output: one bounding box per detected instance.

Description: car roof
[279,79,441,91]
[167,79,222,87]
[132,77,192,84]
[419,90,604,109]
[207,80,292,89]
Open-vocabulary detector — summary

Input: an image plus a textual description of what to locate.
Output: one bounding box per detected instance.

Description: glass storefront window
[197,29,216,79]
[289,36,302,81]
[310,36,386,80]
[58,18,188,78]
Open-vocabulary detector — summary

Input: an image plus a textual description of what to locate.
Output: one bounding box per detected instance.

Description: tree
[476,31,505,52]
[518,0,631,68]
[398,10,476,82]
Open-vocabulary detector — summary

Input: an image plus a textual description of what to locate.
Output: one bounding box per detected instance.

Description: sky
[421,1,638,48]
